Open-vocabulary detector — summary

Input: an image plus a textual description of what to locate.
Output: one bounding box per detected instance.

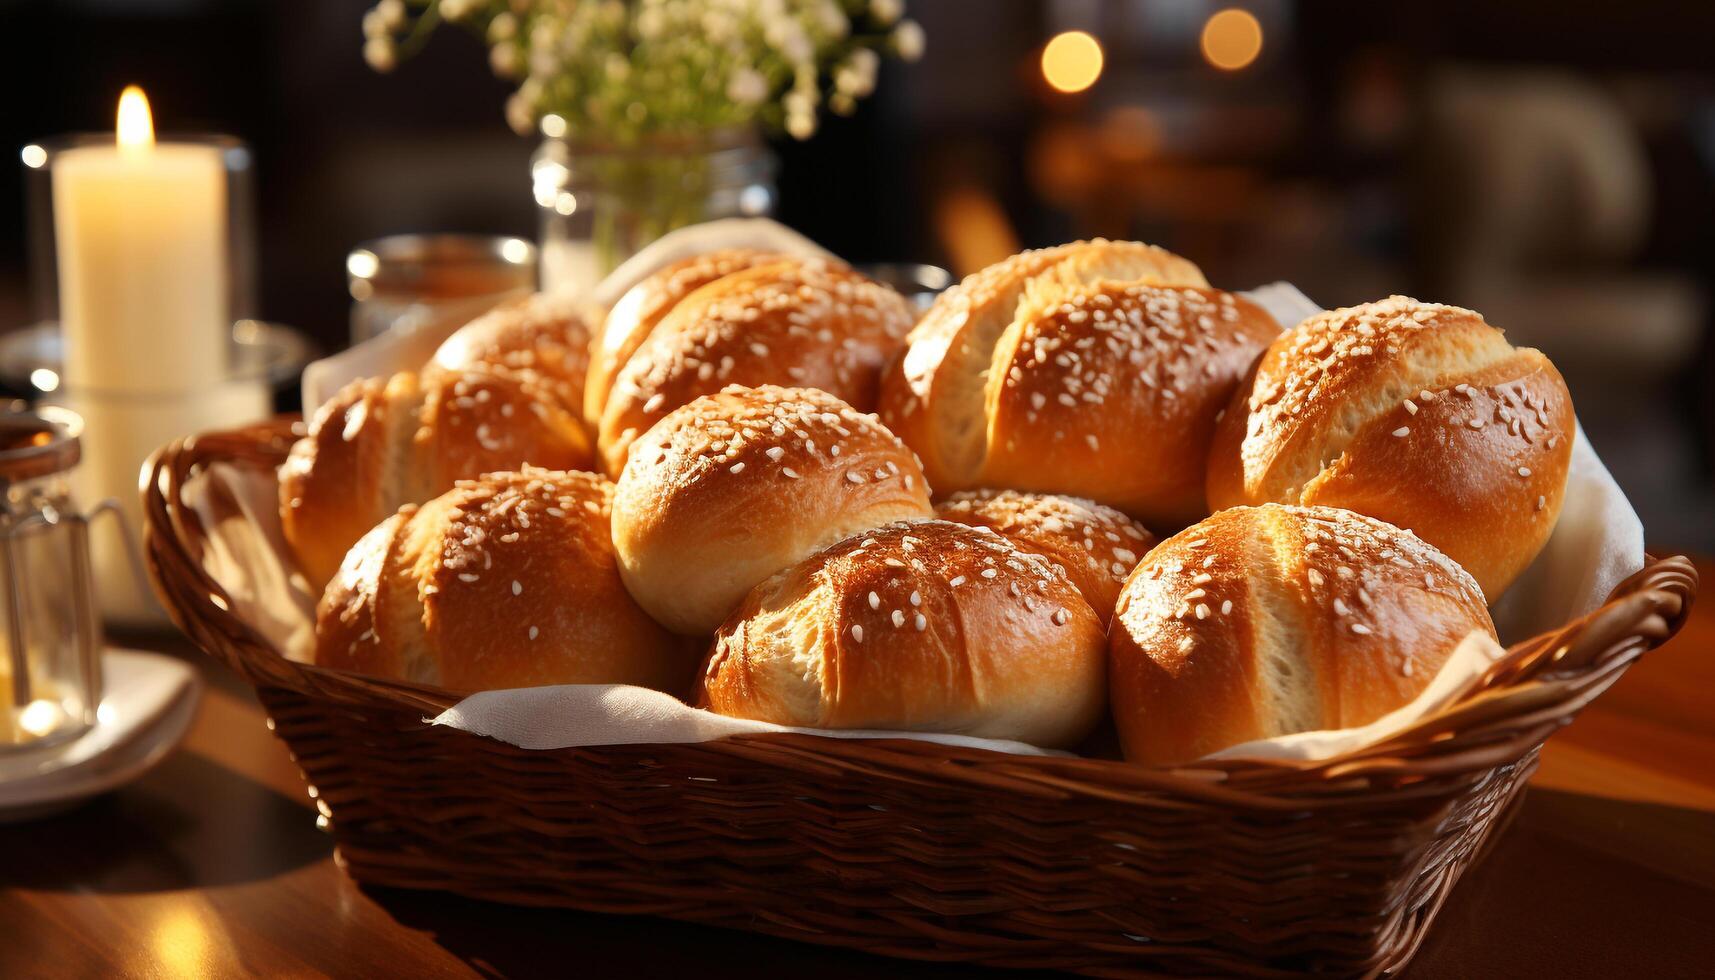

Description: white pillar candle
[51,86,227,393]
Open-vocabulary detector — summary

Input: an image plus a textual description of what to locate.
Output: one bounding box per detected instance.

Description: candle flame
[117,85,155,152]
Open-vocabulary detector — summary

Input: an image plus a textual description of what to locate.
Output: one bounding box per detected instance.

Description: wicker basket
[142,418,1696,978]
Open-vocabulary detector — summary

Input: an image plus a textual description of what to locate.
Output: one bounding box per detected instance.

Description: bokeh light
[1041,31,1104,94]
[1201,9,1264,72]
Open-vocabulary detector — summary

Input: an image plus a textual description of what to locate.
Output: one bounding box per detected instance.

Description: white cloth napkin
[190,218,1645,763]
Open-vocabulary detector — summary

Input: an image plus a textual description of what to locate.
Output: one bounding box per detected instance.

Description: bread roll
[1206,296,1574,599]
[596,256,913,475]
[612,385,933,635]
[586,249,792,425]
[317,468,694,693]
[879,239,1277,525]
[696,519,1106,747]
[934,489,1157,624]
[280,368,593,589]
[1109,504,1494,766]
[432,291,594,417]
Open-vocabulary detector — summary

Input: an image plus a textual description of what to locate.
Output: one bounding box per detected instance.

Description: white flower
[786,109,816,140]
[490,41,522,78]
[362,10,389,40]
[488,13,517,43]
[835,48,879,97]
[439,0,474,22]
[726,68,768,105]
[363,37,397,72]
[506,92,535,135]
[871,0,904,26]
[783,87,816,118]
[893,19,925,62]
[376,0,405,30]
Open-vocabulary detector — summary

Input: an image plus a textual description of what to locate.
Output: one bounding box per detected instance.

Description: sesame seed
[1187,538,1208,548]
[850,624,864,643]
[1467,418,1485,429]
[909,591,921,606]
[1333,597,1349,615]
[1517,466,1532,477]
[1536,495,1546,511]
[980,568,998,579]
[511,580,522,596]
[1186,588,1207,600]
[1221,600,1233,615]
[1195,603,1210,620]
[949,575,966,587]
[868,591,880,610]
[1193,573,1213,584]
[766,446,785,461]
[1350,622,1373,635]
[846,471,864,484]
[1052,607,1069,625]
[730,462,746,474]
[1307,569,1324,586]
[1392,427,1410,437]
[782,467,800,479]
[1403,400,1418,415]
[891,609,905,627]
[458,573,479,583]
[643,393,665,413]
[914,613,927,631]
[1420,390,1435,401]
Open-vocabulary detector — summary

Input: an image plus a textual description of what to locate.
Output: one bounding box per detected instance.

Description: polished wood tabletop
[3,561,1710,979]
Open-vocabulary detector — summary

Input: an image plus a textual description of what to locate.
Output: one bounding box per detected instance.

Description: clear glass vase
[532,129,777,294]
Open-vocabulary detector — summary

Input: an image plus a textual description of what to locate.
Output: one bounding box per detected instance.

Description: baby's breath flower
[376,0,405,30]
[506,91,535,135]
[726,68,768,105]
[490,41,522,78]
[786,109,816,140]
[363,36,397,73]
[440,0,476,23]
[871,0,904,25]
[488,13,517,43]
[361,8,389,40]
[893,19,925,62]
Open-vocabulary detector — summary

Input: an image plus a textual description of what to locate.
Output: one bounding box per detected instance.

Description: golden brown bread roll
[1206,296,1574,599]
[596,256,913,476]
[933,489,1158,624]
[316,468,694,693]
[280,368,593,589]
[879,239,1277,526]
[586,249,793,426]
[612,385,933,635]
[432,291,594,417]
[1109,504,1495,766]
[695,519,1106,747]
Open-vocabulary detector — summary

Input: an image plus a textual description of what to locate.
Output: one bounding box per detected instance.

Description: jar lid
[0,406,82,484]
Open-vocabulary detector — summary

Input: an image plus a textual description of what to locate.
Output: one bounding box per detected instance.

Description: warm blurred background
[2,0,1712,551]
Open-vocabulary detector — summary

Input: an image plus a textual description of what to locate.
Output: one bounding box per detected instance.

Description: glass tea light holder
[18,87,276,624]
[0,407,138,752]
[346,234,537,346]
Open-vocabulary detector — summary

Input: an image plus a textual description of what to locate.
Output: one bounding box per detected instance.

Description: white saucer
[0,648,203,822]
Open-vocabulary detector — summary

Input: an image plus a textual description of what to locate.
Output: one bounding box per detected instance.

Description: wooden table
[4,563,1710,979]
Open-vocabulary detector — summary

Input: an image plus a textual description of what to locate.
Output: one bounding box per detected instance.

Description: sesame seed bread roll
[279,368,594,590]
[317,469,695,694]
[879,240,1276,525]
[612,385,934,635]
[431,291,594,418]
[597,257,914,476]
[586,248,794,426]
[1110,504,1495,767]
[696,520,1106,748]
[1206,296,1575,600]
[934,489,1158,624]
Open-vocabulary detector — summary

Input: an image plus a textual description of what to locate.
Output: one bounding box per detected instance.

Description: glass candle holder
[346,234,537,346]
[0,406,117,752]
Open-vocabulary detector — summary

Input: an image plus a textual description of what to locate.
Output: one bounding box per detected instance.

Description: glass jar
[532,129,777,294]
[346,234,538,345]
[1,407,105,751]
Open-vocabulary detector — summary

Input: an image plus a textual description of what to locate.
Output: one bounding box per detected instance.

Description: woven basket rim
[140,416,1698,805]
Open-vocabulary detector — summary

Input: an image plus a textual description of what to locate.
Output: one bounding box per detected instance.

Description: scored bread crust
[1206,296,1575,599]
[430,291,594,418]
[934,489,1159,624]
[597,257,913,476]
[585,249,792,426]
[316,468,694,694]
[877,240,1277,525]
[279,367,594,590]
[695,519,1107,748]
[1108,504,1494,766]
[612,385,934,636]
